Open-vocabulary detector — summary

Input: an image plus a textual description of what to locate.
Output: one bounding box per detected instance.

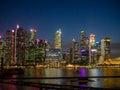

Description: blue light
[96,41,99,44]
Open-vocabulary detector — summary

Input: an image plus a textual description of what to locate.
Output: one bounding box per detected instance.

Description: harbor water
[0,67,120,90]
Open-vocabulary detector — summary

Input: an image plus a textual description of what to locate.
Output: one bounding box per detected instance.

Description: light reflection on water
[1,67,120,90]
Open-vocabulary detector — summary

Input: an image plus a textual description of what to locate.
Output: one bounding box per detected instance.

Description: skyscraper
[29,29,36,46]
[15,26,27,65]
[6,30,15,65]
[80,31,88,50]
[79,31,89,65]
[26,29,36,64]
[104,37,111,60]
[99,37,111,64]
[0,36,5,65]
[72,38,79,63]
[89,34,96,64]
[54,28,62,50]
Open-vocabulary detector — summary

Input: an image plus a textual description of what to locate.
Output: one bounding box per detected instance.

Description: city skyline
[0,0,120,58]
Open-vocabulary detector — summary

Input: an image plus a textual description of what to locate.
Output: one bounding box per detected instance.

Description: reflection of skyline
[79,68,103,88]
[88,68,103,88]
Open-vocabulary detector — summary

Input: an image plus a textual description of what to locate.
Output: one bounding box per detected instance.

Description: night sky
[0,0,120,58]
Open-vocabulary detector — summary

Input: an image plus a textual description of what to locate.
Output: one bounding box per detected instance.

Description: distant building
[26,29,36,64]
[99,37,111,64]
[72,38,79,63]
[29,29,36,46]
[54,29,62,50]
[15,26,27,65]
[79,31,89,65]
[46,48,61,61]
[0,36,6,65]
[6,30,15,65]
[54,29,62,61]
[89,34,96,64]
[104,37,111,60]
[35,39,47,64]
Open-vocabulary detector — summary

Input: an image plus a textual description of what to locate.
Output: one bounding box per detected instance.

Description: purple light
[80,49,86,53]
[79,68,87,77]
[36,39,40,44]
[12,29,14,33]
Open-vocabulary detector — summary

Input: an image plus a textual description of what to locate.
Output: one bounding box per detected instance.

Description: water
[1,67,120,89]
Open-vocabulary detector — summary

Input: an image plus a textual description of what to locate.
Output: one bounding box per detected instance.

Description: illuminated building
[46,48,61,61]
[0,36,5,64]
[104,37,111,60]
[29,29,36,46]
[99,37,111,64]
[89,34,96,64]
[72,38,79,63]
[54,28,62,50]
[35,39,47,64]
[45,48,61,67]
[54,28,62,61]
[6,25,27,65]
[6,30,15,65]
[89,34,95,43]
[26,29,36,64]
[15,26,27,65]
[11,30,15,64]
[79,31,89,65]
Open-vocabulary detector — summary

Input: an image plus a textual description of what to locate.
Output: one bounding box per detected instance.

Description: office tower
[15,26,27,65]
[6,30,15,65]
[89,34,95,44]
[54,28,62,61]
[99,37,111,64]
[26,29,36,64]
[72,38,79,63]
[104,37,111,60]
[79,31,89,65]
[89,34,96,64]
[29,29,36,46]
[54,28,62,50]
[0,36,5,65]
[35,39,47,64]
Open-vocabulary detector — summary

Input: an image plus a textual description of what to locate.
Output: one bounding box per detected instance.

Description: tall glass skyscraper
[54,29,62,61]
[79,31,89,65]
[54,28,62,50]
[15,26,27,65]
[99,37,111,64]
[6,30,15,65]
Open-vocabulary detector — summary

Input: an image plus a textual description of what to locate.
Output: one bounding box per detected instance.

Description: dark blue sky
[0,0,120,57]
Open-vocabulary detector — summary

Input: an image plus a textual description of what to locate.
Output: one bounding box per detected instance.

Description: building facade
[79,31,89,65]
[99,37,111,64]
[15,27,27,65]
[54,29,62,50]
[72,38,80,63]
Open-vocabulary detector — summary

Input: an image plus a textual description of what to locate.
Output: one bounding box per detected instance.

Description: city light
[30,29,36,32]
[106,39,110,42]
[91,49,97,52]
[12,29,14,33]
[17,24,20,29]
[90,34,95,43]
[36,38,40,44]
